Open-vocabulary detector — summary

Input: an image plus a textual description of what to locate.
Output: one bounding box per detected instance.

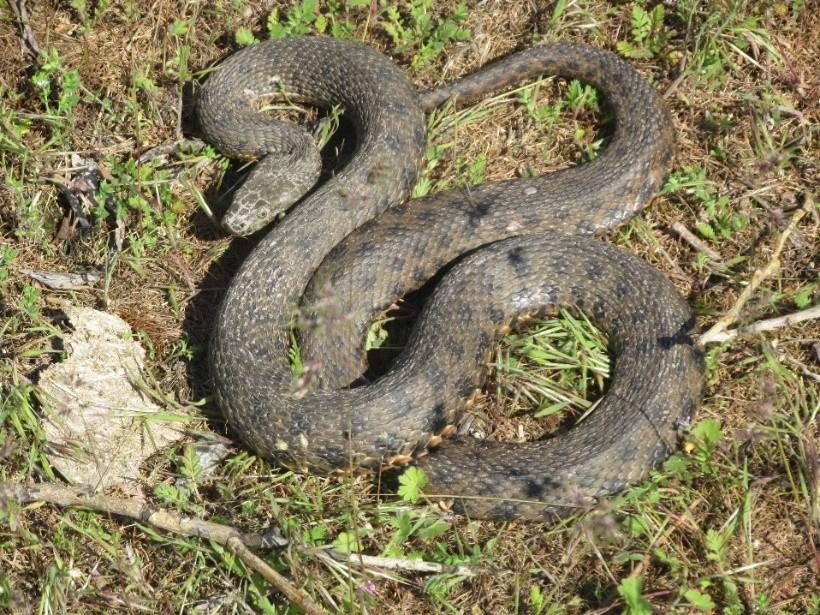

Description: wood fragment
[669,221,723,262]
[21,268,101,290]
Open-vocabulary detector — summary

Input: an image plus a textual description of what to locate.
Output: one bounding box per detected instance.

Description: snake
[200,36,704,520]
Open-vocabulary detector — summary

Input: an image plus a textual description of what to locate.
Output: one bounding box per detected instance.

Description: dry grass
[1,1,818,613]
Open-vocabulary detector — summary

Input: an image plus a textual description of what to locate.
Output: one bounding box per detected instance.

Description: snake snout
[222,144,323,236]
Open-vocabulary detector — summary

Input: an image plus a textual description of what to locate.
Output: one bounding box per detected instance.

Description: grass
[1,0,818,613]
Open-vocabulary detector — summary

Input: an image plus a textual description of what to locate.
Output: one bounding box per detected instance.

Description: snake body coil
[201,37,703,520]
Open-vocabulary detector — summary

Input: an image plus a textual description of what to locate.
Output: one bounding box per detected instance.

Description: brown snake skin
[200,36,704,520]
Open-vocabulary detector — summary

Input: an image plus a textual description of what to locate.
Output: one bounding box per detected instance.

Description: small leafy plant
[383,0,471,70]
[664,166,748,241]
[266,0,366,40]
[617,5,671,60]
[30,48,83,119]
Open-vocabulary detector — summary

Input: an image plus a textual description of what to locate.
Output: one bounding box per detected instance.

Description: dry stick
[0,482,325,615]
[669,221,723,263]
[698,199,814,347]
[702,305,820,344]
[782,354,820,382]
[319,549,478,577]
[9,0,40,58]
[137,138,206,165]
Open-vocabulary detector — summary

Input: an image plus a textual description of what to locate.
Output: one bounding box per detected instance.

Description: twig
[698,199,813,347]
[669,221,723,263]
[663,53,688,99]
[9,0,41,59]
[700,305,820,344]
[0,481,482,607]
[137,138,206,164]
[320,549,479,577]
[781,354,820,383]
[0,481,325,615]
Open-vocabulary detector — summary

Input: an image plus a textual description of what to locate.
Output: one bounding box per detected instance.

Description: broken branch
[0,481,325,615]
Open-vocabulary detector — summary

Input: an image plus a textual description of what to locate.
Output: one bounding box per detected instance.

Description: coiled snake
[200,37,704,520]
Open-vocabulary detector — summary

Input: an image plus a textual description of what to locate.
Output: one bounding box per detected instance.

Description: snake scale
[200,36,704,520]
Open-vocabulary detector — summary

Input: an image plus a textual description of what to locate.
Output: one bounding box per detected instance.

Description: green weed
[397,466,427,504]
[166,16,194,82]
[673,0,780,87]
[30,49,83,119]
[1,375,54,479]
[18,285,40,322]
[267,0,365,40]
[93,157,192,272]
[617,4,671,60]
[517,79,563,129]
[383,0,471,70]
[67,0,113,29]
[618,576,652,614]
[664,166,748,241]
[452,152,486,187]
[234,26,258,47]
[0,91,31,158]
[538,0,611,39]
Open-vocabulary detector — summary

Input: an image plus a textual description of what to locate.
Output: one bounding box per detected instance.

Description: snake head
[223,140,323,236]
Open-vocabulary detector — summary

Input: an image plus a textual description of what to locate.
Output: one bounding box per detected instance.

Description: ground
[0,0,818,613]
